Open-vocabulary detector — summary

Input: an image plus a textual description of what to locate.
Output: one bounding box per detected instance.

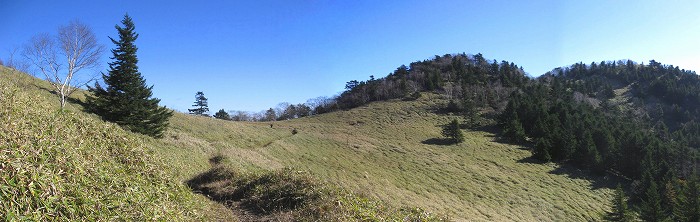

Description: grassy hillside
[161,93,615,221]
[1,64,616,221]
[0,67,442,221]
[0,66,233,221]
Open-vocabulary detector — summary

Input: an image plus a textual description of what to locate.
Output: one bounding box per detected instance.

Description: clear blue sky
[2,0,699,113]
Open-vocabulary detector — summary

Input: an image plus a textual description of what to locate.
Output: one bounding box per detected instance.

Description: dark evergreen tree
[607,184,633,222]
[442,119,465,143]
[462,97,478,128]
[188,91,209,116]
[640,181,666,222]
[86,14,172,138]
[500,100,526,143]
[213,109,230,120]
[533,136,552,162]
[675,176,700,222]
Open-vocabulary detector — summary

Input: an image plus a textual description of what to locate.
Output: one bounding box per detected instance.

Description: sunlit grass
[163,92,615,221]
[0,66,231,221]
[1,65,615,221]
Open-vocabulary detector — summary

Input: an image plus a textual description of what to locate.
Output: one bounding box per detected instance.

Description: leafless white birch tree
[23,20,104,110]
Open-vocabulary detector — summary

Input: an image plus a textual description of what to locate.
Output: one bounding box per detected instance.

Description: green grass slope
[1,64,615,221]
[161,93,615,221]
[0,66,232,221]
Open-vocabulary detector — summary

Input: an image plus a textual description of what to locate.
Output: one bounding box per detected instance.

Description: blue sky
[2,0,699,113]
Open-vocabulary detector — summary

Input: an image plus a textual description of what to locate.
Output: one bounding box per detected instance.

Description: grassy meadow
[1,65,615,221]
[160,93,616,221]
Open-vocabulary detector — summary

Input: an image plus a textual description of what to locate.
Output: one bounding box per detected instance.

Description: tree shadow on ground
[35,84,58,96]
[430,105,460,116]
[186,156,300,221]
[421,138,457,146]
[547,163,622,190]
[473,124,501,135]
[35,84,89,111]
[472,123,527,146]
[516,155,544,164]
[186,162,271,219]
[65,96,88,110]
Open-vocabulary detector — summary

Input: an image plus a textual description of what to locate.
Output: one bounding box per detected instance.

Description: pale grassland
[161,92,615,221]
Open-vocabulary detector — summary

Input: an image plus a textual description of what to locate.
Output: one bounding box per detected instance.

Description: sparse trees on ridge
[213,109,230,120]
[23,20,104,110]
[264,108,276,122]
[3,48,31,74]
[230,110,252,121]
[87,14,172,138]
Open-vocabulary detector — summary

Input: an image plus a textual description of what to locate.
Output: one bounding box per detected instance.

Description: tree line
[499,60,699,221]
[320,53,700,221]
[192,91,330,122]
[202,53,529,123]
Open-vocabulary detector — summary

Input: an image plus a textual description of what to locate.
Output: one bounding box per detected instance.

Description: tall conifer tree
[607,184,633,222]
[188,91,209,116]
[87,14,172,138]
[640,181,665,222]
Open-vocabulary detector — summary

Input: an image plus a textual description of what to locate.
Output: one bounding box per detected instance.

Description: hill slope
[161,93,615,221]
[0,66,233,221]
[1,61,620,221]
[0,66,445,221]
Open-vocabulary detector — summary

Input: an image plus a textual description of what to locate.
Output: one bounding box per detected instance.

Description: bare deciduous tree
[2,47,31,74]
[229,110,252,121]
[23,20,104,109]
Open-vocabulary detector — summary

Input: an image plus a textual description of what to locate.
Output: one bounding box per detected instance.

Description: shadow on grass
[473,124,501,135]
[515,154,621,190]
[472,124,525,146]
[547,163,621,190]
[421,138,457,145]
[185,163,269,218]
[430,105,460,116]
[516,155,544,164]
[65,96,88,109]
[35,84,89,111]
[186,155,316,220]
